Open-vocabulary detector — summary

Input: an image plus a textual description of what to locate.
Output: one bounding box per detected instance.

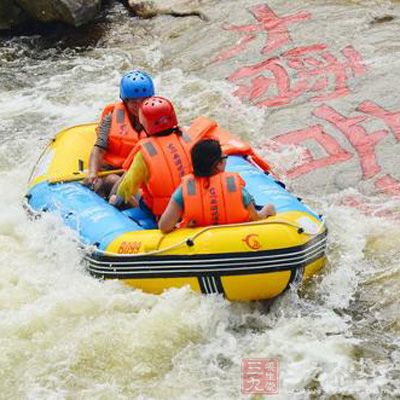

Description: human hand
[109,194,118,205]
[83,172,97,188]
[127,196,139,208]
[261,204,276,219]
[109,194,124,208]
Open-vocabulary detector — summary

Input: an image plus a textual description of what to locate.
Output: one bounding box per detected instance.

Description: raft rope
[90,217,326,258]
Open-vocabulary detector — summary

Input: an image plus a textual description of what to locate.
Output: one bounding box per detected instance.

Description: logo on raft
[118,241,142,254]
[242,234,262,250]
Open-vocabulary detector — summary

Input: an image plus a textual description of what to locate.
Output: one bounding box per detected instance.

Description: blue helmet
[120,70,155,101]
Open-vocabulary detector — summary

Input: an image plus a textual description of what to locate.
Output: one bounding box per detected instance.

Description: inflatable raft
[26,117,327,301]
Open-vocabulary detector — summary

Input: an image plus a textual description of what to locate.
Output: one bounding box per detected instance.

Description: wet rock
[370,15,395,25]
[127,0,208,21]
[0,0,28,30]
[16,0,102,26]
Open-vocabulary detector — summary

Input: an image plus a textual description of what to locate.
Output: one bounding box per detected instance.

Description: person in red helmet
[109,96,193,217]
[158,139,276,233]
[83,69,155,198]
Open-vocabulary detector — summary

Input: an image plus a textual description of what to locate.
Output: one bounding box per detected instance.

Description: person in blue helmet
[83,69,155,198]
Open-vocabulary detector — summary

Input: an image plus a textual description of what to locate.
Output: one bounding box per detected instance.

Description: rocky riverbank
[0,0,205,31]
[0,0,102,30]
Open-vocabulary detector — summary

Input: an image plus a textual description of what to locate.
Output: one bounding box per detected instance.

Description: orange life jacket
[125,131,193,217]
[181,172,250,227]
[186,116,271,172]
[99,102,142,168]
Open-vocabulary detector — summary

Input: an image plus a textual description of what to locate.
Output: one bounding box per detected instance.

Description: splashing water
[0,1,399,399]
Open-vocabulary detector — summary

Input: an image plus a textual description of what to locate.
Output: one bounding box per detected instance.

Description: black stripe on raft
[89,229,327,264]
[85,230,327,281]
[198,275,225,295]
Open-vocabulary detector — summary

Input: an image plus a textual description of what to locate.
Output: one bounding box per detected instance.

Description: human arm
[158,187,184,233]
[83,146,105,186]
[109,151,148,207]
[240,187,276,221]
[248,202,276,221]
[108,174,139,208]
[158,198,183,234]
[83,112,111,186]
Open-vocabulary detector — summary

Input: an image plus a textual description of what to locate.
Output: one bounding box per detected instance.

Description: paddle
[48,169,124,184]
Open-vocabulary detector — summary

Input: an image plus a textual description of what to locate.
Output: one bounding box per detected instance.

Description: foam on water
[0,174,399,398]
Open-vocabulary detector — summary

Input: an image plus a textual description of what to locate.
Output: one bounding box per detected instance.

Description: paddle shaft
[48,169,124,184]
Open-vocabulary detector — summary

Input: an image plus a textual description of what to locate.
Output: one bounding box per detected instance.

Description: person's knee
[104,174,120,187]
[101,174,121,198]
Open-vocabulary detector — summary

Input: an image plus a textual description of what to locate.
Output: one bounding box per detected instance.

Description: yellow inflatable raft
[26,119,327,301]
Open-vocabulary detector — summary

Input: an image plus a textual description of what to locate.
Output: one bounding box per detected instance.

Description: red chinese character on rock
[355,101,400,198]
[229,56,293,107]
[213,4,311,63]
[374,175,400,197]
[229,44,366,107]
[339,191,400,220]
[357,101,400,141]
[269,101,400,205]
[288,45,366,102]
[313,105,388,179]
[273,125,353,178]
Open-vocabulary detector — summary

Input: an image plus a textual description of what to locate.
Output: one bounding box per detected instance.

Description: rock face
[0,0,27,30]
[127,0,207,21]
[0,0,102,30]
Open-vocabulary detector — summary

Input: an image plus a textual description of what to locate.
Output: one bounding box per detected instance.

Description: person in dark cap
[158,138,275,233]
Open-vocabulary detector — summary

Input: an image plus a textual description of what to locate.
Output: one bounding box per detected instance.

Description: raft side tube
[27,181,142,247]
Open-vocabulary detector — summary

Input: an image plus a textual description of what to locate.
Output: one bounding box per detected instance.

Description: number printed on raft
[118,241,142,254]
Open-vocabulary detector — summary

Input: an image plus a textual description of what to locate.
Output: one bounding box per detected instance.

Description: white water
[0,1,399,399]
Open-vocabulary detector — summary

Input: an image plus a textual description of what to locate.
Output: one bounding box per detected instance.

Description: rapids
[0,1,399,398]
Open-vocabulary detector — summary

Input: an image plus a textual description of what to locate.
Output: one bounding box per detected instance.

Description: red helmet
[139,96,178,136]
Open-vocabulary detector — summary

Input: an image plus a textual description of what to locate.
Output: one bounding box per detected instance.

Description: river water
[0,1,399,399]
